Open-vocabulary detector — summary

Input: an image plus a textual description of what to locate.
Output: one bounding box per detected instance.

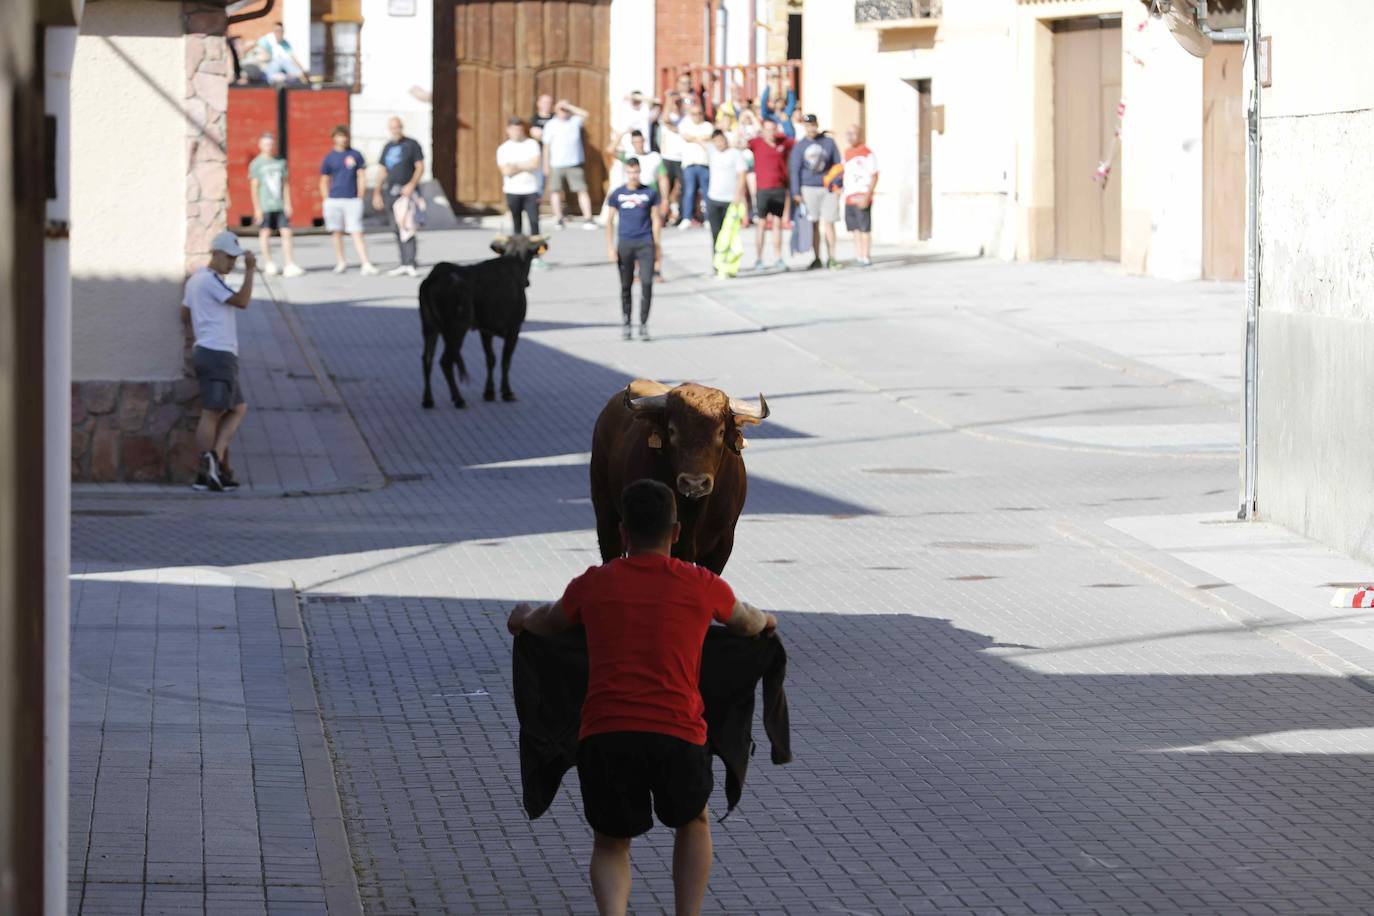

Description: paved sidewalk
[67,565,359,916]
[74,280,383,500]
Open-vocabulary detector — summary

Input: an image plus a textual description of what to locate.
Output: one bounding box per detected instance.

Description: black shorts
[844,203,872,232]
[577,731,713,838]
[663,159,682,191]
[258,210,286,231]
[193,346,244,410]
[756,187,787,219]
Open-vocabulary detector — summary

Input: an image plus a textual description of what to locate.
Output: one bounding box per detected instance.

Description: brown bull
[589,379,770,574]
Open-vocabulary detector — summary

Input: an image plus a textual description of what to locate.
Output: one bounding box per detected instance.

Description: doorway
[833,85,865,140]
[917,79,932,241]
[1052,15,1122,261]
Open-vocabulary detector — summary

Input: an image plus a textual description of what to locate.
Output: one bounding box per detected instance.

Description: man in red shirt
[507,479,776,916]
[746,118,795,272]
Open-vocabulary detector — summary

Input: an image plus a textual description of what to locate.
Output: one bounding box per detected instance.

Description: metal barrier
[657,60,803,112]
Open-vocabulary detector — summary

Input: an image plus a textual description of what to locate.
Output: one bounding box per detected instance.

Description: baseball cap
[210,230,245,257]
[802,114,818,124]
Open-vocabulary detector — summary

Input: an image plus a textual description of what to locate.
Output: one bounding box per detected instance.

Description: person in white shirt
[256,23,307,85]
[703,129,747,253]
[497,118,547,268]
[667,103,715,228]
[182,231,255,492]
[599,91,655,226]
[542,100,596,229]
[658,94,688,224]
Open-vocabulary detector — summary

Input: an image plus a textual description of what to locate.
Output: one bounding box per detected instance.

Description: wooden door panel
[439,0,611,210]
[1203,43,1245,280]
[1053,19,1121,261]
[1099,24,1121,261]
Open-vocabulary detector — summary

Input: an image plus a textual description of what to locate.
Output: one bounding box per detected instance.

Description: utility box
[226,85,351,229]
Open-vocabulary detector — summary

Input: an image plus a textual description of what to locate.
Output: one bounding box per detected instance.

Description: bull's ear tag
[647,432,663,449]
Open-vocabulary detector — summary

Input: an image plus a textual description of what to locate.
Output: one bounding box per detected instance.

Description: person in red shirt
[507,479,776,916]
[746,118,795,272]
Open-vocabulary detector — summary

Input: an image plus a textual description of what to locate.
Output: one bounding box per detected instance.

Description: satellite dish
[1154,0,1214,58]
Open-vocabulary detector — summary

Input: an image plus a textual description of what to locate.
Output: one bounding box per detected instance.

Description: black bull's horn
[623,388,769,424]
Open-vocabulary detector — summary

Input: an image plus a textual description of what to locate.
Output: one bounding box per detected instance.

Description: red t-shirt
[561,554,737,745]
[747,135,795,191]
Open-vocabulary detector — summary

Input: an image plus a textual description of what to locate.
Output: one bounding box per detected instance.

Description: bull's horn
[624,386,669,412]
[729,393,770,423]
[491,234,510,244]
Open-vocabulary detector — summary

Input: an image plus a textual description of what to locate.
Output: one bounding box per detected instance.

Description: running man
[506,479,777,916]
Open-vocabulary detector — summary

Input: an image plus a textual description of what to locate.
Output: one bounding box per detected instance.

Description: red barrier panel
[226,86,277,229]
[285,88,350,228]
[227,85,351,229]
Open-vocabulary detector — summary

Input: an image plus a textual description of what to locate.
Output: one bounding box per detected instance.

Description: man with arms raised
[507,479,777,916]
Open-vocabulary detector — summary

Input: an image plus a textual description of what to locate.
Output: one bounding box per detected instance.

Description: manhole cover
[863,467,950,476]
[949,574,999,582]
[73,509,150,517]
[762,559,795,565]
[1087,583,1134,589]
[391,472,429,483]
[929,541,1033,552]
[996,506,1042,512]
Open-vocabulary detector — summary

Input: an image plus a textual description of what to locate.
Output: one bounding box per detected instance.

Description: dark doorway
[787,13,802,61]
[917,79,932,241]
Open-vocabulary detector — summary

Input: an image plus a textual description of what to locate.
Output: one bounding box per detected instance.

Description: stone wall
[71,381,203,482]
[70,2,228,483]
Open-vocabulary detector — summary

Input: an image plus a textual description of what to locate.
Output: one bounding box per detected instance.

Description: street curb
[244,569,365,916]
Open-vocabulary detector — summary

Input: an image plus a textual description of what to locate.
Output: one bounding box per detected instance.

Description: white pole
[43,24,75,916]
[1240,0,1260,518]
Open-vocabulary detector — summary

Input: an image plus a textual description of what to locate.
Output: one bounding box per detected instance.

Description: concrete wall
[1256,1,1374,561]
[71,1,187,382]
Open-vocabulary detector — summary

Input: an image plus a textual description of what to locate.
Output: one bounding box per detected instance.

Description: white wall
[721,0,750,67]
[351,0,433,175]
[71,1,187,381]
[609,0,655,102]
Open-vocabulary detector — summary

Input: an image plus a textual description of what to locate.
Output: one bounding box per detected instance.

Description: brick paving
[72,225,1374,914]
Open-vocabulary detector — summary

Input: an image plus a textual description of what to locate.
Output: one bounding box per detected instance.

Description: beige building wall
[71,0,187,382]
[1255,0,1374,562]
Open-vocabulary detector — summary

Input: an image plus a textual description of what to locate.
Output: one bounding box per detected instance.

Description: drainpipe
[44,24,76,916]
[1239,0,1260,518]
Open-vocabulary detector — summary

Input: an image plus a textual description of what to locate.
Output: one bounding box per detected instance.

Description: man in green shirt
[248,132,304,277]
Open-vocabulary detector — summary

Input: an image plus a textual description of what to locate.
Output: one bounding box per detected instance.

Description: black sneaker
[806,258,823,271]
[219,463,241,492]
[195,451,223,492]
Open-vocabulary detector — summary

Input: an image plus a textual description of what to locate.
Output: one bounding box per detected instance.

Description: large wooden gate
[1202,42,1245,281]
[434,0,611,212]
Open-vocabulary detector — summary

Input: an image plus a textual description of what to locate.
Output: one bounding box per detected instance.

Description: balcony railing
[855,0,942,25]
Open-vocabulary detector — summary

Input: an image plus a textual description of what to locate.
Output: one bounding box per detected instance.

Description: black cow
[418,233,548,408]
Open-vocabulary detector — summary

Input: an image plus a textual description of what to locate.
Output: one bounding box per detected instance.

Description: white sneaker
[262,262,280,276]
[676,220,692,232]
[282,263,306,278]
[386,265,408,277]
[332,262,348,274]
[402,265,418,277]
[582,221,598,231]
[359,262,378,276]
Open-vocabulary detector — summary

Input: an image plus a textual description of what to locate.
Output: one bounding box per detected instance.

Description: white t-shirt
[660,120,685,162]
[707,147,745,202]
[627,150,663,185]
[542,115,585,169]
[614,104,652,151]
[183,266,238,355]
[679,118,714,167]
[497,138,542,195]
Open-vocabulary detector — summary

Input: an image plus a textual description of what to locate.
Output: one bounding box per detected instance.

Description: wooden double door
[434,0,611,212]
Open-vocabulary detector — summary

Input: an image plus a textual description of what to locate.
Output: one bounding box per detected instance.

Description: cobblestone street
[70,226,1374,915]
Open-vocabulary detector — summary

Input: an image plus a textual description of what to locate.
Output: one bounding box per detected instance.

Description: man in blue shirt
[788,114,843,270]
[604,158,663,341]
[319,125,377,275]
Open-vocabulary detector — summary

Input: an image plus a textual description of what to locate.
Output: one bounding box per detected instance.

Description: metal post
[1239,0,1261,518]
